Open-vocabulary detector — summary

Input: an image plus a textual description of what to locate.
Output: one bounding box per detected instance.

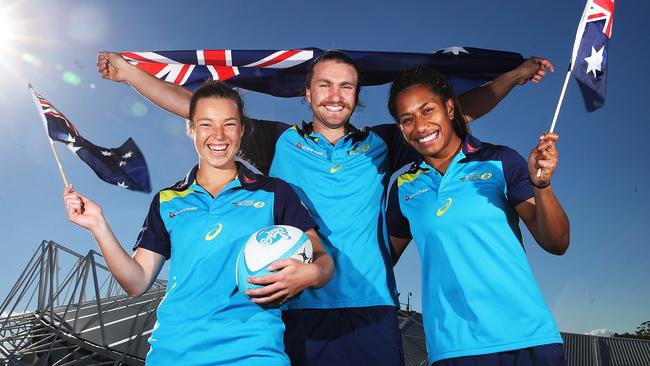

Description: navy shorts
[432,343,565,366]
[282,305,404,366]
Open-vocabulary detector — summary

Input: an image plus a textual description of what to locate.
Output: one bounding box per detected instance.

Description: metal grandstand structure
[396,309,650,366]
[0,240,165,365]
[2,240,650,365]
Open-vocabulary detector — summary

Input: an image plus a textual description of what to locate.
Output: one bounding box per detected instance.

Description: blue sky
[1,0,647,335]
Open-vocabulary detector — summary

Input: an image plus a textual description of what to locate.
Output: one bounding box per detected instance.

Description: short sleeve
[272,179,318,233]
[133,193,171,259]
[501,147,534,207]
[238,118,290,175]
[371,123,419,174]
[386,181,412,240]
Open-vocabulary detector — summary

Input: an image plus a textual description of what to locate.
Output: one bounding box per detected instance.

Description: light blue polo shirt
[134,162,316,365]
[387,135,562,364]
[240,120,416,309]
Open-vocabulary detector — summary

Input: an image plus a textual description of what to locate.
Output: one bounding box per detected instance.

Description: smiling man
[98,50,553,366]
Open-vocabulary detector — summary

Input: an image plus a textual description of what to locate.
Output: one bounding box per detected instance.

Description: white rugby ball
[236,225,313,296]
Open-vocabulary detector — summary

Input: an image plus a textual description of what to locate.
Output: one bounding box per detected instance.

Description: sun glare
[0,10,16,50]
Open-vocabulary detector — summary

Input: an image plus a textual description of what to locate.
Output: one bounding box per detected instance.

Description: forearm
[90,219,150,296]
[532,186,570,255]
[122,64,192,119]
[308,252,333,289]
[458,68,520,123]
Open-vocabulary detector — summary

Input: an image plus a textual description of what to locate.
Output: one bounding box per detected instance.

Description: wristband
[529,177,550,189]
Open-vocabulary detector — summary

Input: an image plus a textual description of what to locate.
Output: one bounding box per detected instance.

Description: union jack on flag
[31,87,152,193]
[122,47,526,97]
[570,0,615,111]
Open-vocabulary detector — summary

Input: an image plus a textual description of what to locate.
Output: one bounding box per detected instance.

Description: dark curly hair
[388,66,469,137]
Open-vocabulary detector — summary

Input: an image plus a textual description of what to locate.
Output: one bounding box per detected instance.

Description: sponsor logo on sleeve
[404,188,429,201]
[296,142,324,156]
[169,207,198,218]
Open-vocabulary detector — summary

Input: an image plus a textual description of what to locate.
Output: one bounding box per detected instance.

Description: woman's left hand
[245,259,318,306]
[528,132,559,187]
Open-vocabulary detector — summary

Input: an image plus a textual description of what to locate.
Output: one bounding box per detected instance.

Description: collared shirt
[387,135,562,364]
[240,119,416,309]
[134,162,316,366]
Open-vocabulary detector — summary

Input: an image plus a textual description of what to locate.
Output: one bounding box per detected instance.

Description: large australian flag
[570,0,615,111]
[33,89,151,193]
[121,47,526,97]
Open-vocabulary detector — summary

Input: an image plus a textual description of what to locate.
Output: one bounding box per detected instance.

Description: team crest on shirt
[459,172,493,182]
[232,200,266,208]
[347,144,370,156]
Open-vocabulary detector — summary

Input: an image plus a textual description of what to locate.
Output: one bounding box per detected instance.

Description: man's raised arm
[458,56,555,123]
[97,51,192,119]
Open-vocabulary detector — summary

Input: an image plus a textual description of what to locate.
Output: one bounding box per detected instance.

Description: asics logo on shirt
[330,164,343,174]
[204,224,223,241]
[436,198,453,217]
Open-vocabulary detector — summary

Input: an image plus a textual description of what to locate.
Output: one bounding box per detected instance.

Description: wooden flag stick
[28,83,70,187]
[537,66,572,178]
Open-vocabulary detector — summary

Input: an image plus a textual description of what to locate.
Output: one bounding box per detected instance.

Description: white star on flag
[117,182,128,189]
[122,151,133,159]
[66,143,81,153]
[67,134,76,143]
[584,46,604,78]
[101,150,113,156]
[119,161,127,167]
[438,47,469,56]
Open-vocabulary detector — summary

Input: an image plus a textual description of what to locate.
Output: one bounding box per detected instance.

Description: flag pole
[537,66,572,178]
[549,66,572,134]
[28,83,70,187]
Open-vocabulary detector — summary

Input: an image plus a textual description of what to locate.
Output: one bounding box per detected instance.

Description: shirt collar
[461,134,483,155]
[412,134,483,169]
[302,121,367,143]
[178,161,260,192]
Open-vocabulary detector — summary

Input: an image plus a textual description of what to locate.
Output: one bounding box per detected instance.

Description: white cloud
[586,328,615,337]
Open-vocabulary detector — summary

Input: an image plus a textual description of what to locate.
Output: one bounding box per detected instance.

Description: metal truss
[0,240,166,365]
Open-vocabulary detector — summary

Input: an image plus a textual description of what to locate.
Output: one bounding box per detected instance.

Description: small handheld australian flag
[30,86,151,193]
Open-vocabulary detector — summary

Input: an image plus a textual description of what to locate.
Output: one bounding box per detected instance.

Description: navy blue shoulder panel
[386,181,412,240]
[238,118,291,175]
[371,123,419,174]
[133,192,171,259]
[270,178,318,233]
[463,141,533,207]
